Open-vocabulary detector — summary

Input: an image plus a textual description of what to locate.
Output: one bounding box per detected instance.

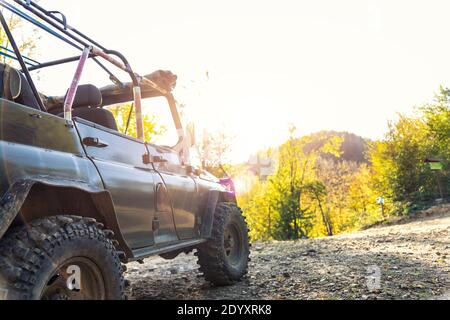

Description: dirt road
[126,205,450,300]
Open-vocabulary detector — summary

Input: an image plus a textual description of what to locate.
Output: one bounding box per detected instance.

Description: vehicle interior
[1,60,180,140]
[1,64,117,132]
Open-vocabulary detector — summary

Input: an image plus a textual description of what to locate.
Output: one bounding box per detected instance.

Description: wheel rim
[224,222,243,266]
[40,257,106,300]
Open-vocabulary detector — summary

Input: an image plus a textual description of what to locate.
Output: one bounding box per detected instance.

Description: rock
[370,289,382,294]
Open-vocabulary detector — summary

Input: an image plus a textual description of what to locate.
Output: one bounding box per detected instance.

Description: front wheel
[196,203,250,286]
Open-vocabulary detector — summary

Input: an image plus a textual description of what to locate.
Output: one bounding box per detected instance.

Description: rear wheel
[196,203,250,286]
[0,216,125,300]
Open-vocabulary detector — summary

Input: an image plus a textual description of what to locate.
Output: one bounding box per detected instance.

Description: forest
[236,87,450,240]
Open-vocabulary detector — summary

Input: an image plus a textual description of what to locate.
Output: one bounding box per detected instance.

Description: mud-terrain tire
[0,216,125,300]
[196,203,250,286]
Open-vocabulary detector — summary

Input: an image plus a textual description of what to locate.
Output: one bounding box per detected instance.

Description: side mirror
[186,122,196,147]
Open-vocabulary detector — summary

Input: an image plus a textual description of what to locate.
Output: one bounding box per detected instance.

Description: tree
[265,126,344,240]
[303,181,333,236]
[195,128,233,177]
[267,126,314,239]
[347,164,382,227]
[368,87,450,216]
[108,103,165,143]
[0,9,40,65]
[422,87,450,161]
[421,87,450,197]
[369,115,434,208]
[239,178,278,241]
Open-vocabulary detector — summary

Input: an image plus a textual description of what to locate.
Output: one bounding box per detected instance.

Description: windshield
[106,96,179,147]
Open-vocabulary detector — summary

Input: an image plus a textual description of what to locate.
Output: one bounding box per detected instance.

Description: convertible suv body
[0,0,249,300]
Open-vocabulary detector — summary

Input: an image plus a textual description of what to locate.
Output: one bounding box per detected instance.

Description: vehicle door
[75,119,156,249]
[143,96,198,241]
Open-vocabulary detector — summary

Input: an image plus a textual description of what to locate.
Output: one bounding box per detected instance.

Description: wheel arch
[200,190,237,239]
[0,178,132,261]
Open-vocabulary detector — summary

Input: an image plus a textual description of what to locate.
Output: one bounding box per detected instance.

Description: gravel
[125,205,450,300]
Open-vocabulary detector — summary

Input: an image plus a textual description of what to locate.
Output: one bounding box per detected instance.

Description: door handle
[82,137,109,148]
[142,154,168,165]
[28,113,42,119]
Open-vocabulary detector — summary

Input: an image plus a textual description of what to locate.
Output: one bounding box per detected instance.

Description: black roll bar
[26,0,107,51]
[5,0,134,86]
[27,54,96,71]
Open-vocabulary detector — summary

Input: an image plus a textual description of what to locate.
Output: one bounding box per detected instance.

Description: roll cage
[0,0,184,144]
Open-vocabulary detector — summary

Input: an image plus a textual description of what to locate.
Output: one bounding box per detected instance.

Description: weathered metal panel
[200,190,219,239]
[0,99,100,195]
[0,99,95,229]
[194,177,235,239]
[147,144,198,240]
[75,119,157,249]
[152,173,178,245]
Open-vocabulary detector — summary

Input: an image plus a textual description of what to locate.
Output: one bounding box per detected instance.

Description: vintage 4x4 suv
[0,0,249,300]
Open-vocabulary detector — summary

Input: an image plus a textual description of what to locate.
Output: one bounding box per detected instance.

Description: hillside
[303,131,369,163]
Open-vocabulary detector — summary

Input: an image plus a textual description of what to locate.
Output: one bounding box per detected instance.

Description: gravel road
[125,205,450,300]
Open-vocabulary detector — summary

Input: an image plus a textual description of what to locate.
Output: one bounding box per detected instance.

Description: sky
[15,0,450,162]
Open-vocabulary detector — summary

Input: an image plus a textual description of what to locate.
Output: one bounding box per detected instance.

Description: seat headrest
[1,63,22,100]
[72,84,102,108]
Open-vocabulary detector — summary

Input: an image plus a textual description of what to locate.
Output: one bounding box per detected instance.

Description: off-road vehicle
[0,0,250,300]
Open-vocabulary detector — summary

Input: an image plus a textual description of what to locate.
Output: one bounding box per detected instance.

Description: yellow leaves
[321,136,344,158]
[108,104,166,143]
[239,179,278,241]
[241,132,381,240]
[0,11,40,65]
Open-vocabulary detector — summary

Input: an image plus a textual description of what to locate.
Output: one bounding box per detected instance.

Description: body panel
[146,143,198,240]
[0,99,107,237]
[74,119,157,249]
[0,99,101,195]
[152,172,178,244]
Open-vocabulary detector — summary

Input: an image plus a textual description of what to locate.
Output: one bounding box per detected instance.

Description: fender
[0,177,133,260]
[200,190,237,239]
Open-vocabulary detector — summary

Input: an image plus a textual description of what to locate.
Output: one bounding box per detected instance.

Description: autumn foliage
[238,88,450,240]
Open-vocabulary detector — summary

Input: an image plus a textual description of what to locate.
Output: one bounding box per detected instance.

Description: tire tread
[0,216,125,300]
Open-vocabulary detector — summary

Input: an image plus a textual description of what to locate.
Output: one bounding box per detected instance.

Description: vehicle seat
[0,63,41,110]
[73,107,118,131]
[59,84,118,131]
